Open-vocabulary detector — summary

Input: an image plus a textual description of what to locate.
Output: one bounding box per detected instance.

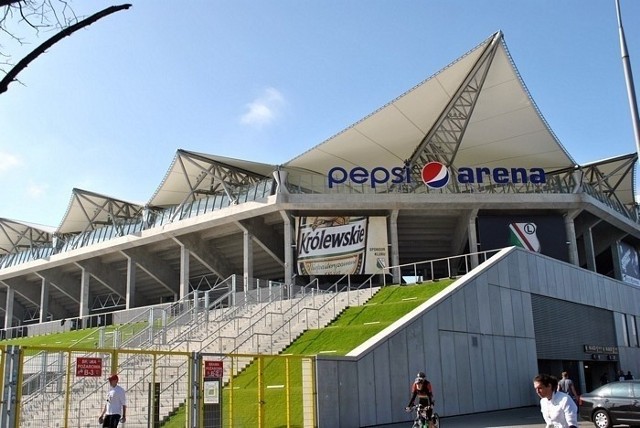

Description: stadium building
[2,31,640,426]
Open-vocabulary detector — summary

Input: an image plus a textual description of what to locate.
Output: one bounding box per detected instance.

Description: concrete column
[584,227,597,272]
[126,256,136,309]
[280,211,294,285]
[564,211,580,266]
[612,240,623,282]
[243,230,254,291]
[79,268,90,318]
[40,277,49,323]
[4,287,14,329]
[180,245,190,299]
[468,215,479,268]
[389,210,400,284]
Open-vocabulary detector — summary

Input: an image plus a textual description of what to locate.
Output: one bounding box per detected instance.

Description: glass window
[608,382,630,398]
[628,314,638,347]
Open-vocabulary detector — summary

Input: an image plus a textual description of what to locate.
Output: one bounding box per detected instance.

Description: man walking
[99,374,127,427]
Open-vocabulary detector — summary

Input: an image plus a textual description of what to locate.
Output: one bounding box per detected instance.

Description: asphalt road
[370,406,595,428]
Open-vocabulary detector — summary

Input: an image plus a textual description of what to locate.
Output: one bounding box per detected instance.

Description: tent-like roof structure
[283,31,577,179]
[0,219,55,255]
[148,149,277,208]
[580,153,637,207]
[57,189,144,234]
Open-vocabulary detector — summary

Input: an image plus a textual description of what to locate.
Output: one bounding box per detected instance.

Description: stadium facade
[2,31,640,426]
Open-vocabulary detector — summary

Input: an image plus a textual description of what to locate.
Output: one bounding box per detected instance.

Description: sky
[1,0,639,228]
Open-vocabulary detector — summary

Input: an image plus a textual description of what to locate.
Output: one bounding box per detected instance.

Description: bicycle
[405,403,440,428]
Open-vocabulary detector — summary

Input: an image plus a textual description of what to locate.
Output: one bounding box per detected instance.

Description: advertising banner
[295,216,388,275]
[618,241,640,286]
[477,215,569,262]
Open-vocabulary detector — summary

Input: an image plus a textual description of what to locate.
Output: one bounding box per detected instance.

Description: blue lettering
[529,168,546,183]
[476,167,491,183]
[493,167,509,184]
[370,167,390,188]
[350,167,368,185]
[457,167,474,184]
[328,167,348,188]
[512,168,528,183]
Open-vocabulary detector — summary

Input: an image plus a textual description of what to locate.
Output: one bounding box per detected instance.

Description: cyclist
[405,371,436,428]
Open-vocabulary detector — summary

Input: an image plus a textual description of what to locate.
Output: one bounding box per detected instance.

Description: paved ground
[371,406,594,428]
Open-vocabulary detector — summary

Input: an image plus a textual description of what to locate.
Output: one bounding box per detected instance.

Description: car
[580,380,640,428]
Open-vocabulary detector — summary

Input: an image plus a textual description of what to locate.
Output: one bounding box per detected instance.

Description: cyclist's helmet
[415,372,426,383]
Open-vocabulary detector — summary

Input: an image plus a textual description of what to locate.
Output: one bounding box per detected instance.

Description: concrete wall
[316,247,640,427]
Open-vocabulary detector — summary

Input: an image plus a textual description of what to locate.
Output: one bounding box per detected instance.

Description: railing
[382,249,503,286]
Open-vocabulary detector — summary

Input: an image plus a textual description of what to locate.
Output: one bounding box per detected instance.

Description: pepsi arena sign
[327,162,546,189]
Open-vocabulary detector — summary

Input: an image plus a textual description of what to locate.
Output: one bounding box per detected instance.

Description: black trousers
[102,414,121,428]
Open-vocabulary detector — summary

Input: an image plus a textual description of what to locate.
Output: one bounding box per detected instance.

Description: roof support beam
[120,247,179,295]
[0,278,66,320]
[408,32,502,177]
[236,218,285,267]
[36,269,80,304]
[74,259,127,299]
[171,234,234,280]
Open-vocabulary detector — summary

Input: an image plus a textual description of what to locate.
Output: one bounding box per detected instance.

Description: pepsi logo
[421,162,450,189]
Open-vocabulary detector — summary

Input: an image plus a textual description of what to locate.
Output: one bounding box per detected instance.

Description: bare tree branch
[0,3,131,94]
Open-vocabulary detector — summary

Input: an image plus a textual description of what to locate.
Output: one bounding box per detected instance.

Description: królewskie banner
[295,216,389,275]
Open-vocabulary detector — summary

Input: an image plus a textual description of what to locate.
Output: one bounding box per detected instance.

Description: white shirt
[105,384,127,415]
[539,391,577,428]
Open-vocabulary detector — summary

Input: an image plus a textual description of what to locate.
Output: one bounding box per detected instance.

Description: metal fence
[0,346,316,428]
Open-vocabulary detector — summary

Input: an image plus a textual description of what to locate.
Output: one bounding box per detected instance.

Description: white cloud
[0,151,22,173]
[27,182,48,198]
[240,87,285,128]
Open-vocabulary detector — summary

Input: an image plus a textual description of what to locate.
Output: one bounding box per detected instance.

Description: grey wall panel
[493,335,511,409]
[500,286,515,336]
[437,297,454,331]
[489,284,504,336]
[388,331,411,417]
[316,358,342,428]
[405,316,424,371]
[480,335,499,411]
[527,253,540,293]
[464,285,481,334]
[498,258,509,286]
[521,292,535,338]
[475,275,493,335]
[337,360,360,428]
[468,333,487,412]
[439,330,459,415]
[487,264,499,285]
[516,250,531,292]
[451,290,467,332]
[357,353,377,428]
[454,332,474,414]
[508,255,521,291]
[505,338,522,407]
[373,344,393,422]
[423,310,443,394]
[614,312,627,347]
[511,289,526,337]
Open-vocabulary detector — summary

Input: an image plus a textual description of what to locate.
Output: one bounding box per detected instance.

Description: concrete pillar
[243,230,254,291]
[40,277,49,323]
[612,240,622,282]
[79,268,90,318]
[4,287,14,329]
[389,210,400,284]
[180,245,190,299]
[468,215,479,268]
[584,227,597,272]
[126,256,136,309]
[280,211,294,285]
[564,211,580,266]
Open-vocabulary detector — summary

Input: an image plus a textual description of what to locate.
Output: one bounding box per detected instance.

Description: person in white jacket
[533,373,578,428]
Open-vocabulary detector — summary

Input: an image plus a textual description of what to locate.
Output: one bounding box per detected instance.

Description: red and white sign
[204,360,223,379]
[76,357,103,377]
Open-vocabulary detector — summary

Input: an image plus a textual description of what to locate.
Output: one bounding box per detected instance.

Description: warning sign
[204,360,223,379]
[76,357,102,377]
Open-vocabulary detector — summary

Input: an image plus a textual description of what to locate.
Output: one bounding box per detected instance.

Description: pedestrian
[557,371,579,403]
[599,372,608,386]
[625,371,634,380]
[533,373,578,428]
[98,374,127,427]
[618,370,625,381]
